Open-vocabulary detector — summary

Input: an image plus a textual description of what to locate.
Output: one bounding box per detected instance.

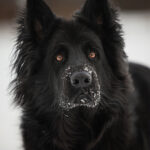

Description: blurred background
[0,0,150,150]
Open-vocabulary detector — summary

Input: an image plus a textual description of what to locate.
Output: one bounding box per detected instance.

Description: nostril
[73,79,79,85]
[84,78,90,84]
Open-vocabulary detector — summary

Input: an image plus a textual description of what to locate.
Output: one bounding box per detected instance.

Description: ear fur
[15,0,56,79]
[12,0,56,106]
[26,0,55,41]
[80,0,112,25]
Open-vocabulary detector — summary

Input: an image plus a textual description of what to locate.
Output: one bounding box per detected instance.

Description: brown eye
[56,54,63,62]
[89,51,96,59]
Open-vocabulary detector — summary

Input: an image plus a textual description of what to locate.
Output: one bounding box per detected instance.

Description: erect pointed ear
[26,0,55,41]
[79,0,113,26]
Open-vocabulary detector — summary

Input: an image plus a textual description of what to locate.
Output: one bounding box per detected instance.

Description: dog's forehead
[51,20,100,45]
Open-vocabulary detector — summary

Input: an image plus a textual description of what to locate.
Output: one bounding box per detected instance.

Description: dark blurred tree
[0,0,17,21]
[46,0,150,18]
[114,0,150,10]
[0,0,149,21]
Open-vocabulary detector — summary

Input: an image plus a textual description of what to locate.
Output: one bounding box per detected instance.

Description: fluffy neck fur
[50,107,132,150]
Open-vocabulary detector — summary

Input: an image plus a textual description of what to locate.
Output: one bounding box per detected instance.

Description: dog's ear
[79,0,112,26]
[25,0,55,41]
[12,0,56,106]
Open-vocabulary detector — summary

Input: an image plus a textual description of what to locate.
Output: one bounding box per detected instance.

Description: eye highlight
[88,51,96,59]
[56,54,64,62]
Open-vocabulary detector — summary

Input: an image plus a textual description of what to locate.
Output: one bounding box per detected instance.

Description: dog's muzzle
[59,65,101,110]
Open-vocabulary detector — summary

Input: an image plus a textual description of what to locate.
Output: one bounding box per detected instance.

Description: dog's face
[46,22,104,110]
[14,0,129,114]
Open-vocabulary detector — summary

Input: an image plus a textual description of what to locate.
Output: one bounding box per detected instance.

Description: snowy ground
[0,12,150,150]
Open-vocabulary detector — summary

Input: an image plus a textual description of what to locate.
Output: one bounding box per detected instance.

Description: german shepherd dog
[12,0,150,149]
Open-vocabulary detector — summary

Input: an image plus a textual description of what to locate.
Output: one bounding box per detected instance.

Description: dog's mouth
[58,65,101,110]
[59,91,100,110]
[75,93,92,104]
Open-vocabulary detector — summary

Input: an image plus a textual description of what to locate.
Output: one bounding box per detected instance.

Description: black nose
[70,71,92,88]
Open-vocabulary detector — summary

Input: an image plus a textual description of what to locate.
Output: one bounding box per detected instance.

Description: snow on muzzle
[58,64,101,110]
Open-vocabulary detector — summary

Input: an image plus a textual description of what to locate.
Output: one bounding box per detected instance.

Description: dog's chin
[59,93,101,111]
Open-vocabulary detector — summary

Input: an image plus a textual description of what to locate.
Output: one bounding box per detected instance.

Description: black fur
[12,0,150,150]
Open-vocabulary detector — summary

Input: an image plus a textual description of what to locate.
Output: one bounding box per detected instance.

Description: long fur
[12,0,150,150]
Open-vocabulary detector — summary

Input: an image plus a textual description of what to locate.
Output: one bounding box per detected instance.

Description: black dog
[12,0,150,149]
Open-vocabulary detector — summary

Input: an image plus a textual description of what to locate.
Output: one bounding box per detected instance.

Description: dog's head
[13,0,131,114]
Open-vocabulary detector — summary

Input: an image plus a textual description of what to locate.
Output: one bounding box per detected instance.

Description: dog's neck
[52,108,96,149]
[52,107,133,150]
[52,108,118,150]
